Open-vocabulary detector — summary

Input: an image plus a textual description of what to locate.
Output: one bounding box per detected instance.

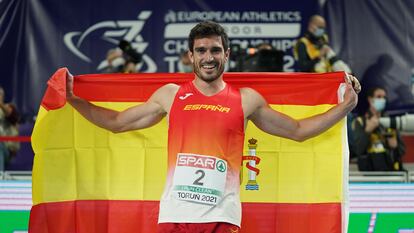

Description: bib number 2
[193,170,205,186]
[172,153,227,205]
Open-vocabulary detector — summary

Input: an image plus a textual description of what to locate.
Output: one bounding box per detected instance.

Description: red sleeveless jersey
[158,81,245,226]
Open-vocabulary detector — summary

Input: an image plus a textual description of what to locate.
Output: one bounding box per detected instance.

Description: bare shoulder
[149,83,180,113]
[240,87,266,104]
[240,87,258,96]
[240,87,267,119]
[155,83,180,95]
[150,83,179,100]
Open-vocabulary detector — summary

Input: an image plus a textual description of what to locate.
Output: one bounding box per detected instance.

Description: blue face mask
[313,28,325,37]
[373,98,386,112]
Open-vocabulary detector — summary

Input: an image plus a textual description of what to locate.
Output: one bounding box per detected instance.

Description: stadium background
[1,0,414,232]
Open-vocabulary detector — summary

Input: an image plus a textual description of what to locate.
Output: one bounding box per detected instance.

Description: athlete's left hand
[345,74,361,94]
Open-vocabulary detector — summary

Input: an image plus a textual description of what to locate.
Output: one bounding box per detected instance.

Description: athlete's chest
[171,89,242,126]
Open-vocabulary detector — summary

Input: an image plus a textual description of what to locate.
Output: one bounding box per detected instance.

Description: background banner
[0,0,318,117]
[321,0,414,111]
[1,0,413,123]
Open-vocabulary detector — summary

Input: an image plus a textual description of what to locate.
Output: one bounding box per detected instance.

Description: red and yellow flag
[29,69,349,233]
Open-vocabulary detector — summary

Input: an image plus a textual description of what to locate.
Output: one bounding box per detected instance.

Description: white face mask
[313,28,325,37]
[180,64,193,73]
[372,98,386,112]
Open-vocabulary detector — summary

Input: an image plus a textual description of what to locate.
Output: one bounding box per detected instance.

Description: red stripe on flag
[29,200,341,233]
[41,69,345,109]
[41,68,68,110]
[29,200,160,233]
[73,72,344,105]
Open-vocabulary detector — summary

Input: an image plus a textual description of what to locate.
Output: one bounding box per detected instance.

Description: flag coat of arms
[29,69,349,233]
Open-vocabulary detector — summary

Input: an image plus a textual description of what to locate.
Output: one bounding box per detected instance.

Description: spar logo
[177,154,226,172]
[216,160,226,173]
[63,11,157,72]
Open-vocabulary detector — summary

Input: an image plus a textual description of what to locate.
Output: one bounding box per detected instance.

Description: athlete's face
[189,36,229,83]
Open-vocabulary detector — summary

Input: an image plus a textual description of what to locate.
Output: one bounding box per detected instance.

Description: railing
[349,171,408,183]
[409,171,414,182]
[0,171,32,180]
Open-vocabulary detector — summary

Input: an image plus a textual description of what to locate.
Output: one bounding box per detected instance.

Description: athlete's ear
[224,48,230,63]
[188,50,194,64]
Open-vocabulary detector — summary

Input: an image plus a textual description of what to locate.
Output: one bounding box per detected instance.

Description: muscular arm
[242,83,357,142]
[66,73,178,133]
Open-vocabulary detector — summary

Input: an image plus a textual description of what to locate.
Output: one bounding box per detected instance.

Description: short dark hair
[367,86,386,98]
[188,21,229,52]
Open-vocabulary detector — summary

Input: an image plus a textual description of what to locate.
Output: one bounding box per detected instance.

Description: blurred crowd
[0,86,20,171]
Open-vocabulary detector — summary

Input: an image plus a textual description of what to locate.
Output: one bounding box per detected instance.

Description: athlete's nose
[205,51,214,62]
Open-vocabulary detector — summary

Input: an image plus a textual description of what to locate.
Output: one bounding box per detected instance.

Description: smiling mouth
[201,63,217,70]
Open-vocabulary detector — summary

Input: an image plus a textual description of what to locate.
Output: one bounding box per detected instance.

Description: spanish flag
[29,68,349,233]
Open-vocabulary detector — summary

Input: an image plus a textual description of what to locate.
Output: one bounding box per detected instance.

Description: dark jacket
[352,115,406,171]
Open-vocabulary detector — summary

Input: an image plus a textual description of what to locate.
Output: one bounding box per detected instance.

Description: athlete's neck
[192,77,226,96]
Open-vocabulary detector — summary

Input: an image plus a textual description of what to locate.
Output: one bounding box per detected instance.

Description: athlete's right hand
[66,69,75,100]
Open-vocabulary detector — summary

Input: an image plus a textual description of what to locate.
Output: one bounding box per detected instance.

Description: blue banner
[0,0,319,117]
[322,0,414,112]
[1,0,413,117]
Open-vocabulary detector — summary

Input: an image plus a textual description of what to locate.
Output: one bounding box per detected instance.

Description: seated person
[351,86,405,171]
[0,87,20,171]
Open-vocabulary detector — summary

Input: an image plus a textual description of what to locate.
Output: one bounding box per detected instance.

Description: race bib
[172,153,227,205]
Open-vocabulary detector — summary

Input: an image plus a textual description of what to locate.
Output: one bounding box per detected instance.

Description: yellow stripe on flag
[241,104,345,203]
[33,103,344,205]
[32,103,168,204]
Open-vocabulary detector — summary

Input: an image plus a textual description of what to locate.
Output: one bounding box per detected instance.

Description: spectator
[122,59,139,73]
[256,42,272,51]
[356,54,393,113]
[351,86,405,171]
[0,86,20,171]
[242,43,284,72]
[103,40,143,74]
[177,50,193,73]
[102,48,125,73]
[294,15,351,73]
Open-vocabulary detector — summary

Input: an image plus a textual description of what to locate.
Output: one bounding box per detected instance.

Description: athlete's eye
[211,47,223,54]
[195,48,206,54]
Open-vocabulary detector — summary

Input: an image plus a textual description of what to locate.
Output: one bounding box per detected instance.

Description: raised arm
[242,81,358,142]
[66,72,178,133]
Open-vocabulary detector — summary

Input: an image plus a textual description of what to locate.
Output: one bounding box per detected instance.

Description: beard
[193,61,225,83]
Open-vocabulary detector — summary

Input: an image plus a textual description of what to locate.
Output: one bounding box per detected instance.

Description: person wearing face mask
[352,87,406,171]
[293,15,351,73]
[178,50,193,73]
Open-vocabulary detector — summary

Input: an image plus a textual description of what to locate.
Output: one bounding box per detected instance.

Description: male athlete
[66,21,360,233]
